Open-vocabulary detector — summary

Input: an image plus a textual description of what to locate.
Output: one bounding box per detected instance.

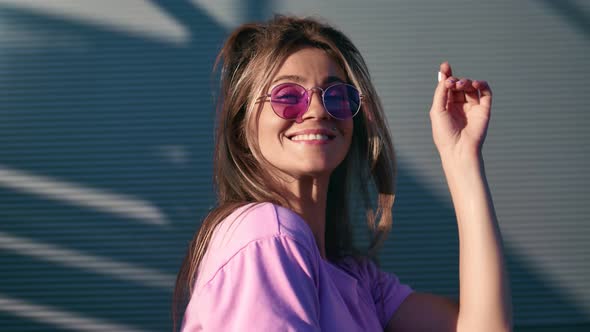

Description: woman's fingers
[434,63,492,110]
[455,78,473,92]
[445,77,485,105]
[456,78,479,104]
[445,76,465,104]
[440,61,453,78]
[473,80,492,108]
[432,73,450,112]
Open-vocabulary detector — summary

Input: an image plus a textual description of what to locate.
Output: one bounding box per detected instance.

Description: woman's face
[252,47,354,179]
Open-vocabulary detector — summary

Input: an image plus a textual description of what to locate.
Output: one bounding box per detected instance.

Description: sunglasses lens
[270,83,307,119]
[323,84,360,119]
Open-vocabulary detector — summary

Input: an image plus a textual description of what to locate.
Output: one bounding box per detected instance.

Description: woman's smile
[287,128,336,145]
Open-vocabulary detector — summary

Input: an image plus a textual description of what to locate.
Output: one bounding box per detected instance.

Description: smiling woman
[172,15,512,332]
[254,48,354,189]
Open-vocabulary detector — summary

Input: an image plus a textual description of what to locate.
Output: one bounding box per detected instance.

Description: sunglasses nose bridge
[306,87,326,110]
[302,88,329,121]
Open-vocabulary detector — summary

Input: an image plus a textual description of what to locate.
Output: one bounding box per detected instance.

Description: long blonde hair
[172,15,397,330]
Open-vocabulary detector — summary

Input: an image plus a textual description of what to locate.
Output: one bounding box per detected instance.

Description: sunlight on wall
[0,0,190,45]
[0,166,169,226]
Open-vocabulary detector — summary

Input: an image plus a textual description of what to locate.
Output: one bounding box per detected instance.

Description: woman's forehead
[271,48,347,85]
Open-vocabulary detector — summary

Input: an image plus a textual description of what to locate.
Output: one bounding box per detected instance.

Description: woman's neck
[281,175,329,259]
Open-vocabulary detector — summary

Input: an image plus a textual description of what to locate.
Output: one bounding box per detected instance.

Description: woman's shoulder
[197,202,318,284]
[212,202,315,246]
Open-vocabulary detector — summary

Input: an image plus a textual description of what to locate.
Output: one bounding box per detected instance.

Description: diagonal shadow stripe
[535,0,590,39]
[0,165,169,226]
[0,231,175,289]
[0,293,147,332]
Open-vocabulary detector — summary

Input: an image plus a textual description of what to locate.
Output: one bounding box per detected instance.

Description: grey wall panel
[0,2,223,331]
[0,0,588,330]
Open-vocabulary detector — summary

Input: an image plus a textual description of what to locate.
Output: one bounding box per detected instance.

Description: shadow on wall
[0,1,230,331]
[385,164,588,327]
[0,1,587,331]
[535,0,590,39]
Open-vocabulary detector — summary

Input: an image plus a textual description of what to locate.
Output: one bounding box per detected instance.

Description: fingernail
[446,78,456,83]
[457,81,464,85]
[438,71,442,82]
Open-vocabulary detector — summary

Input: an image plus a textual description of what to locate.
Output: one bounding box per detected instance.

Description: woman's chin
[285,164,339,179]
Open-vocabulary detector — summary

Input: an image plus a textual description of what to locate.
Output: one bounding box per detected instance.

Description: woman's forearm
[441,151,513,332]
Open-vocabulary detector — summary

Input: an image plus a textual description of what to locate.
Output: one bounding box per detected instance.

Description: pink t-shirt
[181,202,412,331]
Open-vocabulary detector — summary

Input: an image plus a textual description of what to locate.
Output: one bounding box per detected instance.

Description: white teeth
[290,134,330,141]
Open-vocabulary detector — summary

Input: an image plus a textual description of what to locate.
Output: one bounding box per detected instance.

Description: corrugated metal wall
[0,1,588,331]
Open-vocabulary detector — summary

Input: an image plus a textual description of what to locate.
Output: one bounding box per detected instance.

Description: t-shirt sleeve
[182,235,321,331]
[365,260,413,328]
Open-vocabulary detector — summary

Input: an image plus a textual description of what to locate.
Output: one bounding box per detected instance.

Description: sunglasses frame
[257,82,364,121]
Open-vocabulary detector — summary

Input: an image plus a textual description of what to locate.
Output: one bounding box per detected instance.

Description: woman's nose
[302,89,330,120]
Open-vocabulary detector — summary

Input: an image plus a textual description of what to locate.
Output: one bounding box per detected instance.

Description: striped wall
[0,1,588,330]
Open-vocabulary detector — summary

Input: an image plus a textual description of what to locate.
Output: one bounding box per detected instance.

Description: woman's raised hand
[430,62,492,159]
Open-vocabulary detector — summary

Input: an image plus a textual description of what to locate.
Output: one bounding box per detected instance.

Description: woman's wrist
[438,146,486,191]
[439,143,482,168]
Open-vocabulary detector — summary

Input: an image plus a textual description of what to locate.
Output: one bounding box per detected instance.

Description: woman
[173,15,512,331]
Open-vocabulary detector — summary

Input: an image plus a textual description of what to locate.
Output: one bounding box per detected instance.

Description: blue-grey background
[0,1,588,331]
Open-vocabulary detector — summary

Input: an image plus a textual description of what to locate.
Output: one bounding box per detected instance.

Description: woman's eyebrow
[271,74,345,85]
[271,74,305,85]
